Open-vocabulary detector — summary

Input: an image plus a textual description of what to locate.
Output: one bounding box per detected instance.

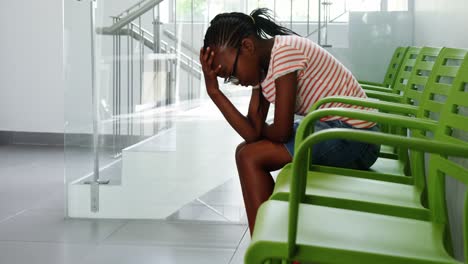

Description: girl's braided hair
[203,8,298,51]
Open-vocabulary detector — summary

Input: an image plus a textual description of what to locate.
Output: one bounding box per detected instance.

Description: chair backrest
[386,47,441,184]
[428,51,468,261]
[416,48,468,121]
[408,48,467,193]
[400,47,442,105]
[383,46,409,88]
[390,47,422,95]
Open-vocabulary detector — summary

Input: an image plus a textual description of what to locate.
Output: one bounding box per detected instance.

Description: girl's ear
[241,37,255,55]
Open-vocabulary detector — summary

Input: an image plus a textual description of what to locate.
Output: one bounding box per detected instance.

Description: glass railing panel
[64,0,414,222]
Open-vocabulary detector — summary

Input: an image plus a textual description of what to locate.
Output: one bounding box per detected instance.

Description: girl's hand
[200,47,222,91]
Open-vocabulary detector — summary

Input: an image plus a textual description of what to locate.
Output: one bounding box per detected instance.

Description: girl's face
[212,40,260,87]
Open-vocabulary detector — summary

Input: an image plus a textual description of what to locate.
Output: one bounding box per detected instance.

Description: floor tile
[81,244,234,264]
[104,220,247,249]
[229,230,251,264]
[0,241,92,264]
[167,202,246,223]
[0,183,58,216]
[0,209,127,243]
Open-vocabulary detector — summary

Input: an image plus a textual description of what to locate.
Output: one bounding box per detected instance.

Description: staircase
[67,0,218,219]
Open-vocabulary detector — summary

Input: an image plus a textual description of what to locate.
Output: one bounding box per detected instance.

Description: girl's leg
[311,120,380,169]
[235,140,292,234]
[284,120,379,170]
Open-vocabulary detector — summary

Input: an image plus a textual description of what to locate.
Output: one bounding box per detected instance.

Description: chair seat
[246,201,459,264]
[272,164,428,220]
[379,144,399,159]
[370,156,407,175]
[381,144,396,153]
[308,156,409,184]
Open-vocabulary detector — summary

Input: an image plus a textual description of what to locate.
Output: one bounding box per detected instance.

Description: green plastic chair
[270,48,468,221]
[362,47,443,103]
[309,47,444,181]
[370,47,442,162]
[359,46,409,89]
[310,47,459,175]
[358,47,437,161]
[361,46,421,97]
[245,130,468,264]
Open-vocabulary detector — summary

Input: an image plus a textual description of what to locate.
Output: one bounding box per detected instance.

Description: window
[346,0,381,11]
[387,0,408,11]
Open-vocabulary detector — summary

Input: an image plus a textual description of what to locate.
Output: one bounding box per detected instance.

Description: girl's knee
[235,142,247,161]
[235,142,259,166]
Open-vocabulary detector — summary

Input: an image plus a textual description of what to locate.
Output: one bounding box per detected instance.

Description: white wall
[3,0,466,134]
[0,0,412,134]
[414,0,468,48]
[332,11,413,82]
[0,0,64,133]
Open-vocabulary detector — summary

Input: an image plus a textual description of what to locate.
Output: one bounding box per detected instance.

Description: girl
[199,8,380,234]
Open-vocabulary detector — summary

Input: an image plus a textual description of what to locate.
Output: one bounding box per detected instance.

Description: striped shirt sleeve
[271,45,307,81]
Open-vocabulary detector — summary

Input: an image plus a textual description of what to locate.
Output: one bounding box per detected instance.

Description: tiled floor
[0,143,251,264]
[0,92,259,263]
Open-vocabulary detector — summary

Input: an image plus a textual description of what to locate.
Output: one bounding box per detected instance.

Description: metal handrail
[100,19,202,79]
[128,23,202,76]
[96,0,164,34]
[162,44,202,79]
[305,0,349,46]
[163,30,199,56]
[115,0,152,18]
[129,23,202,68]
[305,10,348,38]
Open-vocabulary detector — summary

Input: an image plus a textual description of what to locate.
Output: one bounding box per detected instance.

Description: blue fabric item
[284,120,381,170]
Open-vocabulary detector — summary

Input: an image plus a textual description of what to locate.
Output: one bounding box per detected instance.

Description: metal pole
[89,0,100,213]
[130,24,134,135]
[127,24,131,140]
[190,0,194,100]
[307,0,310,36]
[112,17,117,156]
[153,6,159,134]
[290,0,293,30]
[139,15,144,135]
[207,0,210,24]
[321,1,332,47]
[324,1,328,45]
[274,0,276,16]
[318,0,321,45]
[118,27,122,138]
[173,0,177,105]
[153,6,161,53]
[381,0,388,11]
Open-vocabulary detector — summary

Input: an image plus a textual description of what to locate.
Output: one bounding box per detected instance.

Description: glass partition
[64,0,414,221]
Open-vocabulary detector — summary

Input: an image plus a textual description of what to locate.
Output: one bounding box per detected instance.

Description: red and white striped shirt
[260,35,375,129]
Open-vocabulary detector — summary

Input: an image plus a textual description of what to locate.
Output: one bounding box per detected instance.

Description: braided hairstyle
[203,8,298,51]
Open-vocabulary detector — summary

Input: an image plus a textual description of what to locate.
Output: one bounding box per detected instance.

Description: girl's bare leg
[235,140,292,234]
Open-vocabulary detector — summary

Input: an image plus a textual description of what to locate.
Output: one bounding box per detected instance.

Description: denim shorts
[284,119,380,170]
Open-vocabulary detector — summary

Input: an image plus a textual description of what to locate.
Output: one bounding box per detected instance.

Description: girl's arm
[200,47,268,143]
[208,89,267,142]
[247,88,270,138]
[261,72,297,143]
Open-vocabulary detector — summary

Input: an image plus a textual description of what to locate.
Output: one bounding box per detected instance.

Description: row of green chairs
[361,46,425,101]
[359,46,425,163]
[272,47,467,220]
[358,46,409,89]
[361,46,440,162]
[244,48,468,263]
[306,46,445,189]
